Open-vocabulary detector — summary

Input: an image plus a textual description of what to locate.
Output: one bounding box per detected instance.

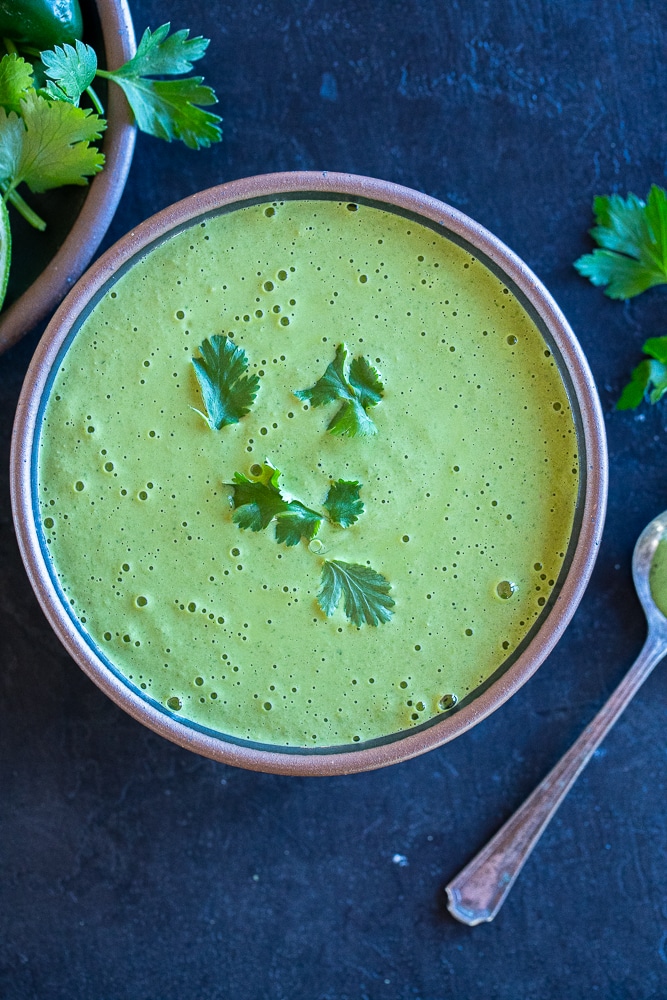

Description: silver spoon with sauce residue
[446,509,667,926]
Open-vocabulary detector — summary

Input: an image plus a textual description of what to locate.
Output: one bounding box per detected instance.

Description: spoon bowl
[632,510,667,636]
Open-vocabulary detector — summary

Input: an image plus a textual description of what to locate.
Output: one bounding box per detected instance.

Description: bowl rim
[10,170,608,775]
[0,0,137,355]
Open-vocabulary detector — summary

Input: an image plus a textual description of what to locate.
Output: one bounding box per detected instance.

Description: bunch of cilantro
[574,184,667,410]
[0,24,222,310]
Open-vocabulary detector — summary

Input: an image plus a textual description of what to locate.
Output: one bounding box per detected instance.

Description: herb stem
[2,37,18,55]
[86,84,104,116]
[3,188,46,232]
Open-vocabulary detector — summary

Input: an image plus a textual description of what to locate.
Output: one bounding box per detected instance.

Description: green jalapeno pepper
[0,0,83,51]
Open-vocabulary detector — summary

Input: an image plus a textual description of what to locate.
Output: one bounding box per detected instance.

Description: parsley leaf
[0,91,105,195]
[318,560,394,627]
[295,343,384,437]
[574,186,667,299]
[41,40,97,105]
[617,337,667,410]
[225,463,322,546]
[0,54,34,114]
[323,480,364,527]
[98,23,222,149]
[191,334,260,430]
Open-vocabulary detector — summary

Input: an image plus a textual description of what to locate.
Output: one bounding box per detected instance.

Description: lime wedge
[0,197,11,313]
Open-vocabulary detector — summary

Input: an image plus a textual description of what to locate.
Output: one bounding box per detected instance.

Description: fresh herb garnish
[323,479,364,527]
[317,560,394,627]
[97,24,220,149]
[574,186,667,299]
[226,465,366,543]
[38,25,221,146]
[617,337,667,410]
[225,463,322,546]
[224,464,392,626]
[191,334,260,430]
[295,343,384,436]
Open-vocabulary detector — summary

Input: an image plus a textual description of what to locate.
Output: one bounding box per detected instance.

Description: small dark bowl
[0,0,136,355]
[11,171,608,775]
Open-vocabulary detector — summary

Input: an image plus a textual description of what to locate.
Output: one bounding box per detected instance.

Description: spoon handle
[446,632,666,926]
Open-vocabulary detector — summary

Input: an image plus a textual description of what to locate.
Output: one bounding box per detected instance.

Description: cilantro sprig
[224,464,392,626]
[38,24,221,148]
[574,186,667,299]
[575,185,667,414]
[225,465,365,546]
[295,343,384,437]
[191,335,260,430]
[96,25,221,149]
[617,337,667,410]
[226,464,322,546]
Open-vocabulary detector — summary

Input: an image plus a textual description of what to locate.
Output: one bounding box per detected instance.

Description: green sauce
[37,197,580,748]
[649,538,667,617]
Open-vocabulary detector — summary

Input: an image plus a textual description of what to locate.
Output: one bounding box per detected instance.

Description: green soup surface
[649,537,667,618]
[37,197,580,749]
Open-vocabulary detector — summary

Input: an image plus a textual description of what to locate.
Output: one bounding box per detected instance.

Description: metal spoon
[446,510,667,926]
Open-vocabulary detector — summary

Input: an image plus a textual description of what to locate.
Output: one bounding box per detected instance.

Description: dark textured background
[2,2,667,998]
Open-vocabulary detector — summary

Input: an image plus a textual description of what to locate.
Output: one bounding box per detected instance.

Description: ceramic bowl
[10,171,608,774]
[0,0,136,355]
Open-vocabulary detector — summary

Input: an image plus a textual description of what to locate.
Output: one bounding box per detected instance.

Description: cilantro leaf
[227,465,289,531]
[643,336,667,364]
[0,92,104,195]
[348,355,384,408]
[574,186,667,299]
[98,23,222,149]
[323,480,364,527]
[41,41,98,105]
[112,23,210,78]
[294,343,384,437]
[617,337,667,410]
[318,560,394,627]
[191,334,260,430]
[225,463,322,546]
[274,503,322,546]
[108,76,220,149]
[0,54,34,114]
[296,342,349,408]
[328,397,377,437]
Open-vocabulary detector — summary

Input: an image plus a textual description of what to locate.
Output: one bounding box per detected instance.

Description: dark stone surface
[2,2,667,997]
